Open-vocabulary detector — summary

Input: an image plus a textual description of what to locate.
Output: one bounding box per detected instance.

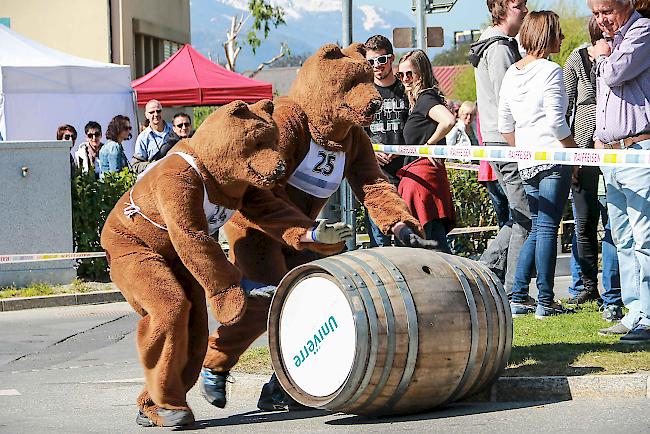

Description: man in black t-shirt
[364,35,410,247]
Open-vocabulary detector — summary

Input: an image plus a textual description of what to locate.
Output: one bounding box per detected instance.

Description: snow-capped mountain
[190,0,415,71]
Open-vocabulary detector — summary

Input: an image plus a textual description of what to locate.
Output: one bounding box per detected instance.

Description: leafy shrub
[71,168,136,280]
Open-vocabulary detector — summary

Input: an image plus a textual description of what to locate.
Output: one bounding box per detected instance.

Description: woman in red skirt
[396,50,457,253]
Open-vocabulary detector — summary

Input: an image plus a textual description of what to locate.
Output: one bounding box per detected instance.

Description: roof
[131,44,273,107]
[432,65,471,97]
[252,66,299,96]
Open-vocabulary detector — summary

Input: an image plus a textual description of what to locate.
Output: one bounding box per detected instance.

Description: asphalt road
[1,301,648,433]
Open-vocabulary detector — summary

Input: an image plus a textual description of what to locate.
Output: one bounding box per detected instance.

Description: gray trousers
[480,159,532,294]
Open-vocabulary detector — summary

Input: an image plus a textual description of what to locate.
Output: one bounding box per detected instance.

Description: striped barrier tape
[445,162,480,172]
[374,144,650,168]
[0,252,106,264]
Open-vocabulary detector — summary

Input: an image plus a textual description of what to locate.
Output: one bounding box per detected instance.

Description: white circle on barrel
[279,276,356,397]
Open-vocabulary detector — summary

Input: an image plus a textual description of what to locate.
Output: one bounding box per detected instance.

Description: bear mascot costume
[100,100,350,427]
[200,44,436,411]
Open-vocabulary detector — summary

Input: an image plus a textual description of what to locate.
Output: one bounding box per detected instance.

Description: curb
[224,372,650,405]
[0,290,125,312]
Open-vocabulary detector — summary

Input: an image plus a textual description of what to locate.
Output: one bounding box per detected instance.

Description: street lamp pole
[415,0,427,50]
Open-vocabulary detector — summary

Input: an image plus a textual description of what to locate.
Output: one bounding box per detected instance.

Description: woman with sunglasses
[395,49,457,252]
[98,115,132,179]
[74,121,103,177]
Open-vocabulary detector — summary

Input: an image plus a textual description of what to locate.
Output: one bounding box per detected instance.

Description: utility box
[0,140,75,287]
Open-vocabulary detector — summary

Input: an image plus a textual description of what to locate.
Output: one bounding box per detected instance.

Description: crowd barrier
[3,145,640,265]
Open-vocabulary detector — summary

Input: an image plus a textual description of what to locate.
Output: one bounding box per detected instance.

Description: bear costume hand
[311,220,354,244]
[394,224,448,252]
[208,285,248,326]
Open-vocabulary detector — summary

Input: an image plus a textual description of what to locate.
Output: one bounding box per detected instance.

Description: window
[134,34,181,77]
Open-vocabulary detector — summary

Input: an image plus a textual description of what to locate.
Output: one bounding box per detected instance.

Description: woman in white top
[498,10,577,319]
[74,121,103,177]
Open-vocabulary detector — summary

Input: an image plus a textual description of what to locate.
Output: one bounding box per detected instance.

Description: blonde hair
[398,50,445,109]
[519,10,562,57]
[458,101,477,116]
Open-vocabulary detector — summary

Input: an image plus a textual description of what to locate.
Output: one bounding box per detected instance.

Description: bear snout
[269,161,286,181]
[366,99,382,117]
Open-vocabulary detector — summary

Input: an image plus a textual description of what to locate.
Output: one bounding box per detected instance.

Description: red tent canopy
[131,44,273,106]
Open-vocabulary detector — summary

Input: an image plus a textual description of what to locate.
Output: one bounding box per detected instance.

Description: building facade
[0,0,190,79]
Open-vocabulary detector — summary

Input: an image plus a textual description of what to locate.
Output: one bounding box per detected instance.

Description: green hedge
[71,168,135,280]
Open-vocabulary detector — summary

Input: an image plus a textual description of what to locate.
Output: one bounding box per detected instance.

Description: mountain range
[190,0,416,71]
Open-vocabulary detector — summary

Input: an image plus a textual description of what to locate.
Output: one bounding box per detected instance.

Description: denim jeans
[364,211,392,247]
[511,166,572,307]
[600,139,650,328]
[484,180,510,228]
[569,197,622,306]
[480,158,532,294]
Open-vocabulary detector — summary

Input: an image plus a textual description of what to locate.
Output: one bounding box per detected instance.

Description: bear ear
[224,100,250,117]
[317,43,344,60]
[251,99,274,117]
[341,42,366,60]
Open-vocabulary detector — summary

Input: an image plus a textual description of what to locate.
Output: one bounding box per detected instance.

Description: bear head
[187,99,285,190]
[288,43,382,143]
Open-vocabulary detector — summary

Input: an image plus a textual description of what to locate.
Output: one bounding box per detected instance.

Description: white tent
[0,25,137,158]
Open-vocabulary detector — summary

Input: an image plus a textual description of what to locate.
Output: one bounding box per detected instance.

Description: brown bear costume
[100,100,336,426]
[203,44,423,377]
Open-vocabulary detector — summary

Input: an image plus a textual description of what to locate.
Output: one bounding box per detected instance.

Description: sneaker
[257,374,310,411]
[136,408,194,427]
[510,296,537,317]
[598,322,630,336]
[199,368,230,408]
[566,288,602,306]
[601,305,624,322]
[620,324,650,344]
[535,302,575,319]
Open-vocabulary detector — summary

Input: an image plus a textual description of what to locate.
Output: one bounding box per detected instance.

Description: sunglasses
[87,132,101,138]
[124,126,133,131]
[63,134,75,140]
[396,70,414,81]
[148,109,162,115]
[174,122,191,128]
[367,54,391,67]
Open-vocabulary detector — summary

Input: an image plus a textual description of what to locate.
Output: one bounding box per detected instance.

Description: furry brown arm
[239,187,314,250]
[346,127,422,235]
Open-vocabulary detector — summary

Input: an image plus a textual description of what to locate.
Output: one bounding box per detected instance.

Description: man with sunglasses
[132,99,172,174]
[363,35,410,247]
[74,121,103,176]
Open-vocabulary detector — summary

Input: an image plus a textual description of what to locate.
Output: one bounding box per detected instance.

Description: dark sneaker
[598,322,630,336]
[257,374,290,411]
[620,324,650,344]
[200,368,230,408]
[510,296,537,317]
[535,302,575,319]
[601,305,624,322]
[566,289,602,306]
[136,408,194,427]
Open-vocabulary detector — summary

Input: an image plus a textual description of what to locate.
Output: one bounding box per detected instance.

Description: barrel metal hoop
[438,256,480,404]
[322,257,380,410]
[473,262,513,374]
[363,250,419,412]
[449,257,495,395]
[342,253,396,412]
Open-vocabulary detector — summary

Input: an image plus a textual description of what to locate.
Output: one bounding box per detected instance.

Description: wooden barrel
[268,247,512,416]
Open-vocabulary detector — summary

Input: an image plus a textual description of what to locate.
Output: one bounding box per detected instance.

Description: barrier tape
[374,144,650,168]
[445,162,480,172]
[0,252,106,264]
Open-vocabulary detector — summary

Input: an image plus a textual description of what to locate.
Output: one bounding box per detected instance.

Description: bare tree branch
[247,43,290,77]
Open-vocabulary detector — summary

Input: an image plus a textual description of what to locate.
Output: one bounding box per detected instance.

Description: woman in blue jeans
[498,11,577,318]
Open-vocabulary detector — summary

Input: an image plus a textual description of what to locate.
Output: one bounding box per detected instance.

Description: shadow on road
[192,409,331,429]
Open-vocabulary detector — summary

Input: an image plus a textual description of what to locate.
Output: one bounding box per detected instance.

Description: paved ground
[0,277,644,433]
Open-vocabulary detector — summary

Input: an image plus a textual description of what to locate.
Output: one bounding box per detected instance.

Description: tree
[223,0,287,72]
[431,42,472,66]
[449,66,476,102]
[550,0,589,66]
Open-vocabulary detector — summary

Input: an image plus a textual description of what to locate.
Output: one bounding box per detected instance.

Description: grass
[0,279,113,299]
[231,302,650,377]
[506,301,650,376]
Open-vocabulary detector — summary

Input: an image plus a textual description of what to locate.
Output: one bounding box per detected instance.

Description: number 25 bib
[286,140,346,198]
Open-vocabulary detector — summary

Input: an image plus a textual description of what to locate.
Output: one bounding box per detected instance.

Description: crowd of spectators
[362,0,650,343]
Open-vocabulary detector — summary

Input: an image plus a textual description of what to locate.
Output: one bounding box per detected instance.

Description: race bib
[287,140,346,198]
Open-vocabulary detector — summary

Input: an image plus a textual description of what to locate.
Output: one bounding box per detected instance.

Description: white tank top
[286,140,346,198]
[124,152,235,235]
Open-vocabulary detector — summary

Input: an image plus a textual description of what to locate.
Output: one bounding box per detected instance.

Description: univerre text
[292,316,339,368]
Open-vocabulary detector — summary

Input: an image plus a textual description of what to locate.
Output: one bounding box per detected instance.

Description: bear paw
[209,286,248,326]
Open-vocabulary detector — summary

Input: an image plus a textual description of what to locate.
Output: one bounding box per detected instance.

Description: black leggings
[571,166,600,290]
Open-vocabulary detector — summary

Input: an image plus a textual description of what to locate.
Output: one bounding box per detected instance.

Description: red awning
[131,44,273,106]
